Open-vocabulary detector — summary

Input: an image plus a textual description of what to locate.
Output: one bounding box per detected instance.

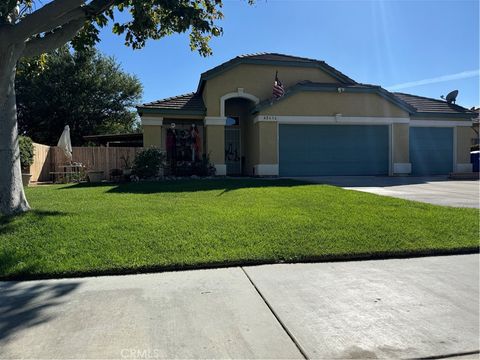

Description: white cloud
[386,70,480,91]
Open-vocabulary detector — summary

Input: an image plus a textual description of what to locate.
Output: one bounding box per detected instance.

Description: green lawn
[0,179,478,279]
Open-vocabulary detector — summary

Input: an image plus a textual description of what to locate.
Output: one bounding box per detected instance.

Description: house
[137,53,476,177]
[472,107,479,147]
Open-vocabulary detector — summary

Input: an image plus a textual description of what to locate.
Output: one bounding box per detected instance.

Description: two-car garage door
[279,124,389,176]
[278,124,455,177]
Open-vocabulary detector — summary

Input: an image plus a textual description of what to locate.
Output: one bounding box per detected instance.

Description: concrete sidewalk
[293,176,480,208]
[1,255,478,359]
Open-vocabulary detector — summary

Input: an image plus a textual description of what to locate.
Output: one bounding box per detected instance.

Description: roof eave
[137,107,206,116]
[411,112,475,119]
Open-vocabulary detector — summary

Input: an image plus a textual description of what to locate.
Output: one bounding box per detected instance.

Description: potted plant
[120,154,132,177]
[86,169,104,183]
[19,136,34,186]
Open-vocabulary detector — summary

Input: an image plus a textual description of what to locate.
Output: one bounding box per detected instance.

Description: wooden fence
[31,143,144,182]
[30,143,53,182]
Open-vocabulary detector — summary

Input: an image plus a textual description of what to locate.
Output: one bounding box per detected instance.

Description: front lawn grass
[0,179,478,279]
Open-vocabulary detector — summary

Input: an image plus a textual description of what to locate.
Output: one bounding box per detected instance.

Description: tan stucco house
[137,53,476,177]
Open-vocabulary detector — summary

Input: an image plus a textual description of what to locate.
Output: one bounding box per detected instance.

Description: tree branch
[88,0,115,15]
[85,0,116,15]
[33,7,86,35]
[22,19,86,58]
[14,0,86,39]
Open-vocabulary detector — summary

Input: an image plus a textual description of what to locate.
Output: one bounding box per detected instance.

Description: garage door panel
[279,124,389,176]
[409,127,453,175]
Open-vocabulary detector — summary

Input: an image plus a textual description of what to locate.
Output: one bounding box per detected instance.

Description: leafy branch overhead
[0,0,254,57]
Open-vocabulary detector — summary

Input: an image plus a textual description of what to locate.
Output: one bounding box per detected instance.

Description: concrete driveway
[1,255,478,359]
[292,176,480,208]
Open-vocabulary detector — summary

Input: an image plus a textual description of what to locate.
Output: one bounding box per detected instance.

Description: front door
[225,119,241,175]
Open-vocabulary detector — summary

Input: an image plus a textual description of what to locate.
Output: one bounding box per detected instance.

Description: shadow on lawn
[60,178,310,194]
[0,279,80,344]
[0,210,66,236]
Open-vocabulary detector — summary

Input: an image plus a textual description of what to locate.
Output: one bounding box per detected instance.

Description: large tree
[16,46,142,146]
[0,0,241,215]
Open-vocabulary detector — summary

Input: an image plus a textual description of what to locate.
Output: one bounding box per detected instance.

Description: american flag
[272,71,285,99]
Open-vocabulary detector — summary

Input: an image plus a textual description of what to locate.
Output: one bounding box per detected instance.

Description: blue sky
[97,0,479,109]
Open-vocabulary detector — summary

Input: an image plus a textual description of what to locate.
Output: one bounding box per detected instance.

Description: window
[226,116,239,126]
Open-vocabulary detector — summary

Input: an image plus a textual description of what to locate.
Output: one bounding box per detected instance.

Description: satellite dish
[441,90,459,104]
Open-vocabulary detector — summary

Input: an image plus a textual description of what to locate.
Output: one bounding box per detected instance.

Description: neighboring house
[471,108,479,147]
[137,53,476,177]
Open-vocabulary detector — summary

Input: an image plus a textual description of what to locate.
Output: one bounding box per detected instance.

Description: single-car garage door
[279,124,389,176]
[409,127,453,175]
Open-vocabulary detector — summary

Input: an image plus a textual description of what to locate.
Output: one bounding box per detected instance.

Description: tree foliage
[15,46,142,145]
[0,0,237,58]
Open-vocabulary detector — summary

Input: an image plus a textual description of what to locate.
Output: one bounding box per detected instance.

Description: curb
[1,247,478,282]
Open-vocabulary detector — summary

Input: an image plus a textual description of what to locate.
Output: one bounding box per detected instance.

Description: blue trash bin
[471,151,479,172]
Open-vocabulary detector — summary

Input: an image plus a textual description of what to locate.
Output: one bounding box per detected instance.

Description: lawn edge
[1,246,478,282]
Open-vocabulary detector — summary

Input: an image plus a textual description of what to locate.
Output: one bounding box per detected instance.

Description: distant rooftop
[83,133,143,147]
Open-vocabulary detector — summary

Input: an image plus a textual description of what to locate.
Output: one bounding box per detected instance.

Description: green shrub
[19,136,34,170]
[133,148,165,179]
[194,154,216,176]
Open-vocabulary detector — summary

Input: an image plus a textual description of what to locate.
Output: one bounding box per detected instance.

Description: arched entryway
[224,97,257,176]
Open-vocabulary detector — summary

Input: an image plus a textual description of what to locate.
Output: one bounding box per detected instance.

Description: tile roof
[199,52,356,85]
[137,55,475,119]
[393,92,474,116]
[139,92,205,113]
[237,52,322,63]
[296,81,377,89]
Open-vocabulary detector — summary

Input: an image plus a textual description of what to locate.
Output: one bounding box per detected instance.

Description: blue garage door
[279,124,389,176]
[409,127,453,175]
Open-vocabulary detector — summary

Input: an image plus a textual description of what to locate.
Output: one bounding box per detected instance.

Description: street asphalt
[1,254,478,359]
[292,176,480,208]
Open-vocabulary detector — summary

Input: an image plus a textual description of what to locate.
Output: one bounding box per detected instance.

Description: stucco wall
[203,64,339,116]
[205,125,225,165]
[258,122,278,164]
[456,126,475,164]
[393,123,409,163]
[260,92,409,118]
[143,125,162,148]
[244,121,259,176]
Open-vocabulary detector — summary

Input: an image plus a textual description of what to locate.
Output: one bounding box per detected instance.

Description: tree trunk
[0,40,30,215]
